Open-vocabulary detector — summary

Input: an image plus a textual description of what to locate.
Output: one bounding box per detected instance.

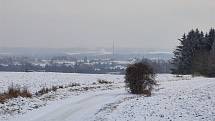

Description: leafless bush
[125,62,157,95]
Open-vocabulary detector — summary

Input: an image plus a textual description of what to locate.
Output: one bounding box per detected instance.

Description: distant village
[0,55,171,74]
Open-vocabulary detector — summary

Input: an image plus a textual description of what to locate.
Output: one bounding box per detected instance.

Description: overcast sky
[0,0,215,51]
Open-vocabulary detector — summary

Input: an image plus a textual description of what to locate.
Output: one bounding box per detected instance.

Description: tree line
[172,28,215,77]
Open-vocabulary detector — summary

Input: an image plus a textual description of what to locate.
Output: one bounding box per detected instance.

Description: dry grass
[65,83,80,88]
[97,79,113,84]
[52,86,58,92]
[0,83,82,103]
[36,87,50,96]
[142,90,151,96]
[36,83,80,96]
[0,85,32,104]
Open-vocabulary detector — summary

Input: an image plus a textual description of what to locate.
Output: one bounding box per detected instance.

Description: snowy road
[11,89,127,121]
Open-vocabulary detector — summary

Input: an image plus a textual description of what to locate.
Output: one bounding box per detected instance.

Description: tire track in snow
[12,89,127,121]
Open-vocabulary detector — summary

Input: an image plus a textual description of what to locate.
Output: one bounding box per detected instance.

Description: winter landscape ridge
[0,72,215,121]
[1,0,215,120]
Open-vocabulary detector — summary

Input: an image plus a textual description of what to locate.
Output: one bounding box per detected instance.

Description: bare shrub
[125,62,157,95]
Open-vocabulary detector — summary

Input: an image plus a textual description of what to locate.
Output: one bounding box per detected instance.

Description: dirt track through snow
[12,89,127,121]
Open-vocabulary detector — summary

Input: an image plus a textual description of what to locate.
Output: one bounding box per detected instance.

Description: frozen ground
[0,72,215,121]
[0,72,124,93]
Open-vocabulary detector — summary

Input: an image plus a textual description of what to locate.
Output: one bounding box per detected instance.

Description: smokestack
[112,40,115,59]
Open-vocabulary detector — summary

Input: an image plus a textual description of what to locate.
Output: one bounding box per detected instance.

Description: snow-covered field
[0,72,215,121]
[0,72,124,93]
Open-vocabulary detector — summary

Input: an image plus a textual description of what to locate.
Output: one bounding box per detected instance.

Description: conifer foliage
[172,28,215,77]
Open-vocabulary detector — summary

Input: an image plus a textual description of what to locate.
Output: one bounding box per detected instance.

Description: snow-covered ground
[0,72,124,93]
[0,72,215,121]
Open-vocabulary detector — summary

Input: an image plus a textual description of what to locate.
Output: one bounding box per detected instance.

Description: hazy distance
[0,0,215,51]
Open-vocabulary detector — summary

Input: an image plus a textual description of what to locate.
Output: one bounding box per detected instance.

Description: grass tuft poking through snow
[97,79,113,84]
[0,84,32,104]
[35,83,81,96]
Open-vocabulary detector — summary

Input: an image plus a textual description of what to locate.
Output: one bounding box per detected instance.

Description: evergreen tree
[172,29,206,74]
[206,28,215,76]
[171,34,186,74]
[208,28,215,54]
[172,28,215,76]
